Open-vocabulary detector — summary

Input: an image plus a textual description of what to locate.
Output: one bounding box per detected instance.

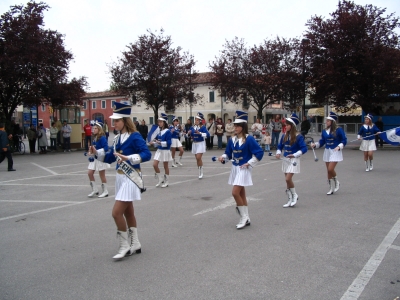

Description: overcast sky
[1,0,399,93]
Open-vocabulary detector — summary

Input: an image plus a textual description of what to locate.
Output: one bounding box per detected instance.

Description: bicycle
[13,134,25,155]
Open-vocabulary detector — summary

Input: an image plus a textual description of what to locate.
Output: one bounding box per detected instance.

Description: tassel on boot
[98,183,109,198]
[88,181,98,198]
[113,231,130,260]
[161,174,169,188]
[283,189,292,208]
[177,156,183,166]
[127,227,141,255]
[155,173,164,187]
[327,179,334,195]
[333,176,340,192]
[198,166,203,179]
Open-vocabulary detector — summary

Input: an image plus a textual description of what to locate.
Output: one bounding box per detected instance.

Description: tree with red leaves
[305,0,400,114]
[0,1,87,125]
[110,29,201,120]
[209,37,304,119]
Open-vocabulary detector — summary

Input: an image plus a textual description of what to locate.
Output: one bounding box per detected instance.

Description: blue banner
[380,127,400,145]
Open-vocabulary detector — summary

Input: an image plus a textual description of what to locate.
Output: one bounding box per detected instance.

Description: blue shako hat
[365,113,373,121]
[285,113,300,126]
[94,119,103,127]
[195,112,204,120]
[110,102,132,119]
[233,110,248,124]
[172,115,179,121]
[327,111,338,122]
[158,113,168,122]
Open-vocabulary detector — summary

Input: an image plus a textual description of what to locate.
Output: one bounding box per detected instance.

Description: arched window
[92,113,104,122]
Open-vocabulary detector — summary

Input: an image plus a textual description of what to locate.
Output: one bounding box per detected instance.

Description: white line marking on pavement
[193,196,264,216]
[31,163,58,175]
[0,195,115,222]
[1,184,95,187]
[0,200,81,203]
[340,217,400,300]
[390,245,400,251]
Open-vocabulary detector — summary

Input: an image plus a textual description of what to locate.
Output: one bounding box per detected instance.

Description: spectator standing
[103,120,110,141]
[225,119,235,143]
[62,120,72,152]
[37,124,48,154]
[27,124,37,154]
[54,118,62,147]
[263,131,271,153]
[206,118,215,150]
[12,122,22,151]
[300,116,311,137]
[50,122,58,151]
[137,120,148,141]
[270,115,282,149]
[375,117,384,147]
[0,122,15,171]
[184,119,192,151]
[83,119,92,152]
[215,118,225,149]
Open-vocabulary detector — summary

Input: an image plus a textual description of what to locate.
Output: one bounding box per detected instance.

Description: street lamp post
[301,38,309,119]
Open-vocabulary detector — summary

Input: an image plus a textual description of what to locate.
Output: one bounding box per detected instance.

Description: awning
[332,106,362,116]
[307,107,324,117]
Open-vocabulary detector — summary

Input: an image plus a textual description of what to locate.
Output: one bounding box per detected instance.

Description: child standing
[275,114,307,207]
[87,120,110,198]
[263,131,271,153]
[150,113,172,188]
[218,110,264,229]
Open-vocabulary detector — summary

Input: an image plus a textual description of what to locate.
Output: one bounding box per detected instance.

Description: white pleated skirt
[228,165,253,186]
[171,138,182,148]
[192,141,206,154]
[115,173,141,201]
[359,140,377,151]
[281,157,300,173]
[323,148,343,162]
[154,149,172,162]
[88,159,110,171]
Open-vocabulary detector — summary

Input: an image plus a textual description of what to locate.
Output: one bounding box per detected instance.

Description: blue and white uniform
[277,134,308,173]
[358,124,380,151]
[222,135,264,186]
[314,127,347,162]
[88,135,110,171]
[189,124,210,154]
[97,132,151,201]
[170,125,183,148]
[154,128,172,162]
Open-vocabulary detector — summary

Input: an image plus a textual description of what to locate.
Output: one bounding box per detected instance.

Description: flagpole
[349,126,400,143]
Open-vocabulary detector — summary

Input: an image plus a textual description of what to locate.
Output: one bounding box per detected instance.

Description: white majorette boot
[333,176,340,192]
[199,166,203,179]
[113,231,130,260]
[236,206,250,229]
[88,181,98,198]
[155,173,164,187]
[127,227,141,255]
[171,160,177,167]
[177,156,183,166]
[327,179,334,195]
[290,187,298,207]
[161,174,169,188]
[98,183,109,198]
[365,161,369,172]
[283,189,293,208]
[369,160,373,170]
